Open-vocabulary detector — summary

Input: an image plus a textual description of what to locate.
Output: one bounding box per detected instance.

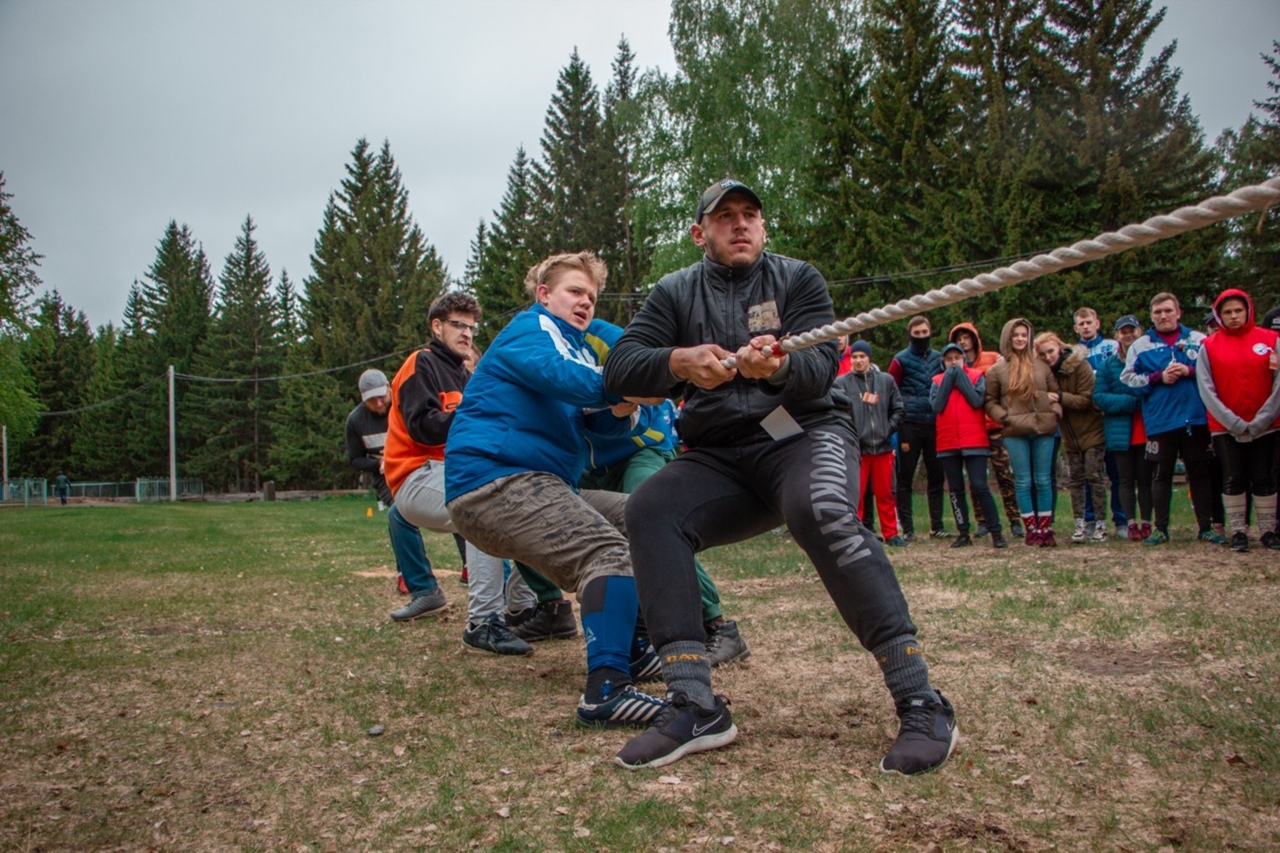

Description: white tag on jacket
[761,406,804,441]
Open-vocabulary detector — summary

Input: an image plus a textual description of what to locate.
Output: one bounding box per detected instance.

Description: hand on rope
[719,176,1280,369]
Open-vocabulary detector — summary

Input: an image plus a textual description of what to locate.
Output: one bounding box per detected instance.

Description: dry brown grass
[2,499,1278,851]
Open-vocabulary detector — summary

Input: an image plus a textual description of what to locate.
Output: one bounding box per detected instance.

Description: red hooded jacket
[1199,288,1280,434]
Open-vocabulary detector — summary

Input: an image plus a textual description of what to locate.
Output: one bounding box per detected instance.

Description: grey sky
[1,0,1276,330]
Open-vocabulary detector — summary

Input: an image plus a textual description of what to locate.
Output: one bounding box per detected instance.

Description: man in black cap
[604,179,956,775]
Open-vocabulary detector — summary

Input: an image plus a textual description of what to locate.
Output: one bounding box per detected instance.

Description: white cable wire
[722,176,1280,368]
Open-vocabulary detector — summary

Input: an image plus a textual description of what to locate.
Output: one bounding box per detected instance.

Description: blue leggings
[1005,434,1056,515]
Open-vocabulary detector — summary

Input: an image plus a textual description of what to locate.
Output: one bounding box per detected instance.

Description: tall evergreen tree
[72,323,129,480]
[1035,0,1218,321]
[275,268,300,346]
[1217,41,1280,311]
[273,138,446,487]
[0,172,41,447]
[116,223,215,475]
[473,146,540,343]
[14,292,95,478]
[187,216,282,492]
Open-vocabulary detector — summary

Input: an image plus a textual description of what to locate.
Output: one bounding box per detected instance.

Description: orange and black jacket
[384,339,467,496]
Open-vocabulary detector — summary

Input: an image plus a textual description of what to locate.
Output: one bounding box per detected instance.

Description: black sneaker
[974,524,989,537]
[576,681,667,729]
[615,693,737,770]
[706,620,751,667]
[991,531,1008,549]
[1262,531,1280,551]
[462,614,533,656]
[930,529,954,539]
[509,599,578,641]
[879,692,958,776]
[949,533,972,549]
[1230,531,1249,552]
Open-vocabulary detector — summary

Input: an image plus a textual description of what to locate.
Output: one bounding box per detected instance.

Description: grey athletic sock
[872,634,939,708]
[657,640,716,710]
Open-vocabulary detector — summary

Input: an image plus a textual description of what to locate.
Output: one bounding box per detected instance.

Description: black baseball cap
[1113,314,1140,332]
[694,179,763,223]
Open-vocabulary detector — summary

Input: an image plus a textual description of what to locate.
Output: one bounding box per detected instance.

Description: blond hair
[1004,320,1037,401]
[1149,291,1180,310]
[1073,307,1098,322]
[523,251,608,298]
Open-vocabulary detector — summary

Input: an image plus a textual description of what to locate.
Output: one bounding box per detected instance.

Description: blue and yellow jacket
[445,304,638,502]
[583,319,679,473]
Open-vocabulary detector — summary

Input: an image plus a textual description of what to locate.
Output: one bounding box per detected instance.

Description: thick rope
[722,176,1280,368]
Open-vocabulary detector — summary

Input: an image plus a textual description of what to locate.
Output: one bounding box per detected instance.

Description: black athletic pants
[626,420,917,654]
[941,454,1000,535]
[1147,425,1213,534]
[895,420,945,535]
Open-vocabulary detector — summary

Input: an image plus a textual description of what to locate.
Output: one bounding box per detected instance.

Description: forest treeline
[2,0,1277,491]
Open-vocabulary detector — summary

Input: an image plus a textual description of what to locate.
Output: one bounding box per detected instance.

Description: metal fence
[70,481,137,499]
[135,478,205,503]
[2,478,48,506]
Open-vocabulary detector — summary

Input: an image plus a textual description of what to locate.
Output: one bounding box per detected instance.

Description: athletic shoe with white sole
[575,681,667,729]
[461,614,533,656]
[615,693,737,770]
[390,588,447,622]
[879,691,958,776]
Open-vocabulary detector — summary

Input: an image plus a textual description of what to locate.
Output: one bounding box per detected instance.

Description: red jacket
[1200,288,1280,434]
[949,322,1002,431]
[933,365,990,452]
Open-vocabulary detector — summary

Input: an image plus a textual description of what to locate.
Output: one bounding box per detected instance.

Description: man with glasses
[382,292,532,656]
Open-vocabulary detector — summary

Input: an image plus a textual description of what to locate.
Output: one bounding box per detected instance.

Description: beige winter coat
[983,318,1062,438]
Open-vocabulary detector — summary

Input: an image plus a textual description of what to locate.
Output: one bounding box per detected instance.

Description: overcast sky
[1,0,1277,330]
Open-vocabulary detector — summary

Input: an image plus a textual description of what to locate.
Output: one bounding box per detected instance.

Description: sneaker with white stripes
[575,681,667,729]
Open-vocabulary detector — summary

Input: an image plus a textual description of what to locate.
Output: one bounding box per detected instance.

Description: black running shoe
[879,692,958,776]
[615,693,737,770]
[1229,531,1249,552]
[510,599,578,641]
[461,614,533,656]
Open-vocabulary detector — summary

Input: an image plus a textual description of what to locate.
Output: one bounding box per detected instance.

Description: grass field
[2,494,1278,851]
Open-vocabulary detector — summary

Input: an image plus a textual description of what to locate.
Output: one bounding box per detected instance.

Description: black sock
[585,667,630,703]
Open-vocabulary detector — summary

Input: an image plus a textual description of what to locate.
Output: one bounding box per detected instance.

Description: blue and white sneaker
[576,681,667,729]
[630,636,662,683]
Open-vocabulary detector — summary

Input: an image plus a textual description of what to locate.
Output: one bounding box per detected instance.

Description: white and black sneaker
[575,681,667,729]
[615,693,737,770]
[879,692,958,776]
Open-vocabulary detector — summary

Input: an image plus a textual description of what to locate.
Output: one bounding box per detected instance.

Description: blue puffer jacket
[445,303,637,501]
[1092,353,1141,451]
[889,341,942,424]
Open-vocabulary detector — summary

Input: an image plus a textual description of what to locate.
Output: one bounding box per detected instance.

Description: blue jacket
[583,319,679,473]
[1120,324,1207,436]
[445,304,636,501]
[889,341,942,424]
[1092,353,1141,451]
[1079,335,1119,373]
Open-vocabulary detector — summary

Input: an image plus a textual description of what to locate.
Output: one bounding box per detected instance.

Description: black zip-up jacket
[604,252,844,448]
[832,368,903,455]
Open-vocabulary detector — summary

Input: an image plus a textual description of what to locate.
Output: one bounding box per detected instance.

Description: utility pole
[168,365,177,502]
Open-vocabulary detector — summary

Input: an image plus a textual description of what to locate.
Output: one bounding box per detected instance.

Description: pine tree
[187,216,282,492]
[72,323,128,480]
[0,172,40,331]
[473,146,540,342]
[276,268,299,346]
[14,292,95,478]
[0,172,41,447]
[273,138,446,487]
[1217,40,1280,311]
[1036,0,1219,321]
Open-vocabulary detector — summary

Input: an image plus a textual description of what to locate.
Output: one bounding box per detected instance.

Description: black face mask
[909,335,931,354]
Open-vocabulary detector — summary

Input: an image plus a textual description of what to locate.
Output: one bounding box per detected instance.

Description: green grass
[3,493,1279,851]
